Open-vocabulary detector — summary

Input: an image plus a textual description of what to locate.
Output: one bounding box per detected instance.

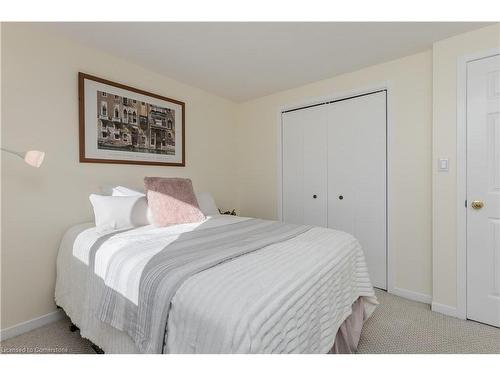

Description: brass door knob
[471,200,484,210]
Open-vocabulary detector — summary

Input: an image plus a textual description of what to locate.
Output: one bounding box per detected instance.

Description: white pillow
[111,186,153,224]
[112,185,145,196]
[195,191,220,216]
[89,194,150,232]
[112,185,220,217]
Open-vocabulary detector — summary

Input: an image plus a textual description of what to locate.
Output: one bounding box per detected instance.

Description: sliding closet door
[327,92,387,289]
[282,105,328,226]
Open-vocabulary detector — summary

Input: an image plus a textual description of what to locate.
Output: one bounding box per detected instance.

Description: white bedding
[55,216,377,353]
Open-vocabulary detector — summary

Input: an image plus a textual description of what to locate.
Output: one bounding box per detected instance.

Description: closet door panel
[302,107,328,226]
[282,106,328,226]
[282,111,305,224]
[326,102,355,235]
[327,92,387,289]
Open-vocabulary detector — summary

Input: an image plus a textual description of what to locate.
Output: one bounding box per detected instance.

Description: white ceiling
[42,22,490,102]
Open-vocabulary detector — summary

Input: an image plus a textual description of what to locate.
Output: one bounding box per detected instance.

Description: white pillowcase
[112,185,145,197]
[89,194,150,232]
[195,191,220,216]
[112,185,220,217]
[111,186,154,224]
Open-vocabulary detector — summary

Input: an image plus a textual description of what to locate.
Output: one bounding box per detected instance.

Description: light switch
[438,158,449,172]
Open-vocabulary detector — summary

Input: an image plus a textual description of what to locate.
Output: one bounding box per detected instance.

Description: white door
[327,92,387,289]
[282,105,328,226]
[467,54,500,327]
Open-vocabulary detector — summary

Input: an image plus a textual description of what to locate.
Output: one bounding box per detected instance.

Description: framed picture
[79,72,185,166]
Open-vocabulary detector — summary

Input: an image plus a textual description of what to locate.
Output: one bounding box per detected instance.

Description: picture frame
[78,72,185,166]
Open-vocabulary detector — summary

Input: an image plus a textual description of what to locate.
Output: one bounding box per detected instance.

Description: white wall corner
[0,310,65,342]
[391,287,432,304]
[431,301,462,319]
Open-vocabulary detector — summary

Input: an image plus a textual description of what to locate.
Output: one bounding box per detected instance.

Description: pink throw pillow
[144,177,205,227]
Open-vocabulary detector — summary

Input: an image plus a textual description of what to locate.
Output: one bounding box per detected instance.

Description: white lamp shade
[24,150,45,168]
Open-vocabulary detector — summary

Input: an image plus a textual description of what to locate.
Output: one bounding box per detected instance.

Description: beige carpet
[1,290,499,354]
[357,290,500,353]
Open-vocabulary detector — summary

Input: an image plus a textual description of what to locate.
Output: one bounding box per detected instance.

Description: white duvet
[55,216,377,353]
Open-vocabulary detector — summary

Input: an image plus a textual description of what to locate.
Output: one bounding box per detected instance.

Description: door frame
[456,48,500,320]
[276,82,394,293]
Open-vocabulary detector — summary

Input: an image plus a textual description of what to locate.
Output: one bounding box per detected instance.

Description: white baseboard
[431,301,461,319]
[391,287,432,304]
[0,310,65,341]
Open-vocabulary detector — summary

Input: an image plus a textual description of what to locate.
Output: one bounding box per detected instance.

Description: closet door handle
[338,195,344,200]
[313,194,317,199]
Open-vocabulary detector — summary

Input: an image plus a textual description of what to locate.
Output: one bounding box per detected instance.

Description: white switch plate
[438,158,449,172]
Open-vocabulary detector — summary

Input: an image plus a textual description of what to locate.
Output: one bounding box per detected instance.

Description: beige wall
[235,51,433,298]
[0,23,3,332]
[3,22,498,332]
[432,24,500,309]
[1,24,238,329]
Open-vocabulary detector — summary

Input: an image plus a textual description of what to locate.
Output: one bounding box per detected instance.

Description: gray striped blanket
[89,219,312,353]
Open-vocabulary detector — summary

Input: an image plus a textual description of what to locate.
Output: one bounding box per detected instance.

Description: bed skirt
[62,296,370,354]
[329,297,366,354]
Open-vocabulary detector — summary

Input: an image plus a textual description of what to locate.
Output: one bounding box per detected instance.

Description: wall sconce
[1,148,45,168]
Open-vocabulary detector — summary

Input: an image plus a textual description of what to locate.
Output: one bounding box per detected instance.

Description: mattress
[55,216,377,353]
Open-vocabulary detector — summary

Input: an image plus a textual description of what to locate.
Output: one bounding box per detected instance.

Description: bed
[55,215,377,354]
